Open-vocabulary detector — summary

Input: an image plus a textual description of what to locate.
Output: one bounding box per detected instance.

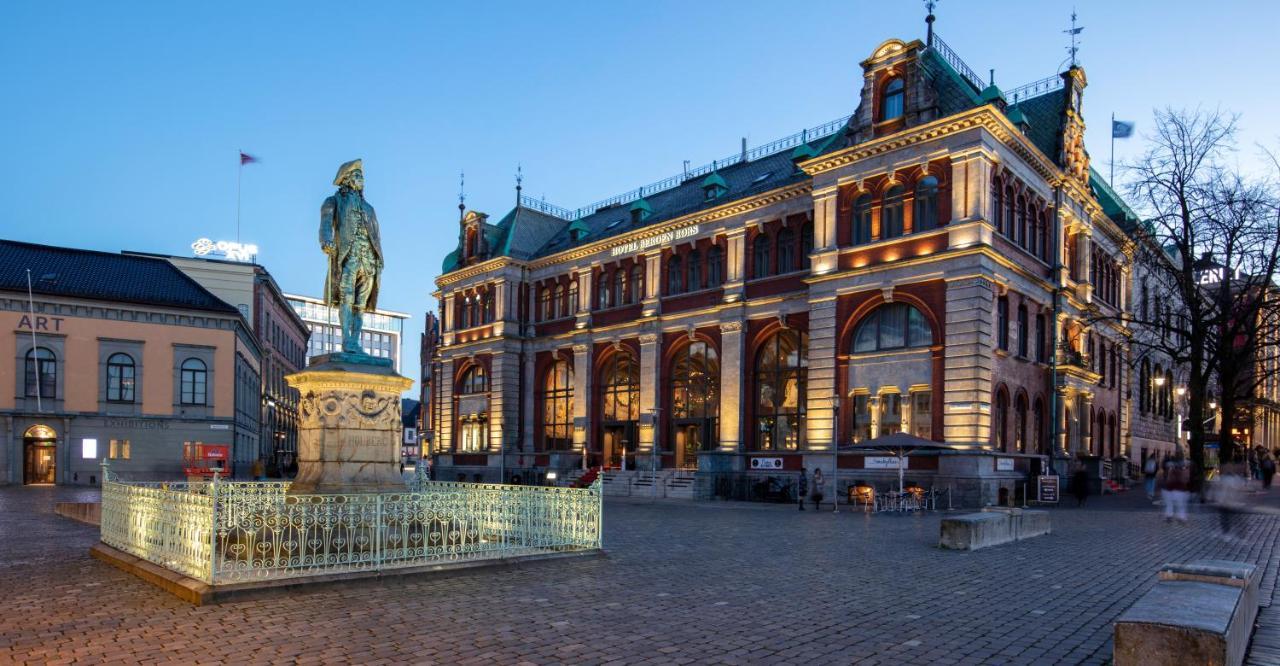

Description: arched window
[706,246,723,287]
[997,296,1010,350]
[1016,196,1028,248]
[25,347,56,399]
[667,255,683,294]
[1096,410,1107,456]
[852,303,932,353]
[460,295,472,329]
[106,352,135,402]
[541,360,574,451]
[752,234,771,279]
[687,249,702,291]
[852,194,873,245]
[991,178,1005,234]
[459,365,487,394]
[1033,397,1046,454]
[614,269,626,305]
[1035,312,1047,362]
[597,273,611,309]
[565,281,577,317]
[754,330,807,451]
[553,284,566,319]
[672,341,719,422]
[1017,304,1029,357]
[776,228,796,274]
[1015,392,1028,453]
[801,220,814,269]
[600,351,639,423]
[629,264,644,301]
[540,286,553,320]
[994,388,1009,451]
[881,186,905,239]
[1038,208,1050,260]
[1003,186,1016,240]
[180,358,207,405]
[881,78,904,120]
[1139,360,1150,414]
[913,175,940,232]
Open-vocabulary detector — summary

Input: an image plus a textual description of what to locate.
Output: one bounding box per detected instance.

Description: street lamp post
[831,397,840,514]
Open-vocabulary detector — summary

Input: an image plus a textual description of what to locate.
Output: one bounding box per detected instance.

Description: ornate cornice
[719,321,744,333]
[437,257,516,288]
[286,369,414,394]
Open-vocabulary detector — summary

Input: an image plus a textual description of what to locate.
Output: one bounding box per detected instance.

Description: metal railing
[1005,74,1065,105]
[519,114,852,221]
[100,468,602,585]
[928,33,986,93]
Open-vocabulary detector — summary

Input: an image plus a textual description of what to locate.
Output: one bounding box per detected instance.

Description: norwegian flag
[239,151,259,165]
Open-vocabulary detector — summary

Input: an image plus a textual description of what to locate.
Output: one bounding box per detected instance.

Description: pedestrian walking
[1162,457,1190,523]
[1143,453,1159,500]
[812,468,825,510]
[1263,455,1276,489]
[1210,464,1247,541]
[797,468,808,511]
[1070,458,1089,507]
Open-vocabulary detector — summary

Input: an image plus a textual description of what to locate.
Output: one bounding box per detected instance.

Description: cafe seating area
[846,481,953,513]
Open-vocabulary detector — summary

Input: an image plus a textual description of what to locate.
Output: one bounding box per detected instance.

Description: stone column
[943,276,996,447]
[520,348,534,453]
[1081,391,1094,456]
[1055,388,1069,457]
[441,293,455,346]
[572,343,591,457]
[438,357,455,455]
[805,296,838,451]
[718,321,745,452]
[638,332,660,463]
[490,350,519,457]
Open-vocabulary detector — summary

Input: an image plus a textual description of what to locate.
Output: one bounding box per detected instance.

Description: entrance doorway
[673,421,711,470]
[602,424,634,469]
[23,424,57,485]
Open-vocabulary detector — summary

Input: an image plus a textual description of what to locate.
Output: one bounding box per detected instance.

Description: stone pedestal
[286,354,414,494]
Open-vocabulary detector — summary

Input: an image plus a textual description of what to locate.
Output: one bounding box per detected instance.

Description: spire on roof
[515,163,523,208]
[924,0,938,46]
[458,170,466,221]
[1064,10,1084,67]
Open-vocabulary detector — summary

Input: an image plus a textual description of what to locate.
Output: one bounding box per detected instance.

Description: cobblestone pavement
[3,485,1280,665]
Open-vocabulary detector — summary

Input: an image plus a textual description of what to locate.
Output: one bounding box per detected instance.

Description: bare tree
[1116,108,1280,480]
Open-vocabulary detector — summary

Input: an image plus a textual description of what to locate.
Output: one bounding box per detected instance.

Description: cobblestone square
[3,486,1280,664]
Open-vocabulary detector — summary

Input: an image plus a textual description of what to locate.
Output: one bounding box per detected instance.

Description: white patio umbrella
[848,431,956,494]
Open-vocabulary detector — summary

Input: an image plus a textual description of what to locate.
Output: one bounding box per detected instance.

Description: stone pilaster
[805,296,838,451]
[643,254,661,317]
[951,149,989,224]
[638,333,659,456]
[718,321,745,452]
[490,350,520,456]
[438,357,454,454]
[520,348,534,453]
[943,276,996,447]
[723,229,746,302]
[441,293,455,346]
[572,343,591,454]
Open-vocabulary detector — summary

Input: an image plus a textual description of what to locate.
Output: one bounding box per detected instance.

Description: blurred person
[811,467,825,511]
[797,468,808,512]
[1144,453,1159,500]
[1163,456,1190,523]
[1210,463,1248,541]
[1071,457,1089,507]
[1263,454,1276,490]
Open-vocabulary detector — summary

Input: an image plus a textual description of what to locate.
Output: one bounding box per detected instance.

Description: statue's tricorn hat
[333,159,363,186]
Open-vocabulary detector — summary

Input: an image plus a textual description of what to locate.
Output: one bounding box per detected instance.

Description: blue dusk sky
[4,1,1278,393]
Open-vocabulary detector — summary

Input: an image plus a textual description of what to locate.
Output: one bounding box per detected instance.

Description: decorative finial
[1065,9,1084,67]
[924,0,938,46]
[515,163,523,207]
[458,170,466,218]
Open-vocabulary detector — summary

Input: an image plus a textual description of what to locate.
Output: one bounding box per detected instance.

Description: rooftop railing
[1006,74,1065,105]
[928,32,987,93]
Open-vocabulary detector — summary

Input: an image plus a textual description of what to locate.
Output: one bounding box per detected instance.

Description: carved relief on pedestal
[298,388,402,430]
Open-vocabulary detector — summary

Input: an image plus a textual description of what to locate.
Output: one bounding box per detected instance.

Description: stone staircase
[600,470,698,499]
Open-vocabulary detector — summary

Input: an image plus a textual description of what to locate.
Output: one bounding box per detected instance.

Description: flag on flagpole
[240,151,259,165]
[1111,120,1135,138]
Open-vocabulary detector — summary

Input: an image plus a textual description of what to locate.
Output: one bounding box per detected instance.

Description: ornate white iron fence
[99,466,602,585]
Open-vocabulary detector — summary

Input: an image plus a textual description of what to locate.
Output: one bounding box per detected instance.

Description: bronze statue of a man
[320,159,383,355]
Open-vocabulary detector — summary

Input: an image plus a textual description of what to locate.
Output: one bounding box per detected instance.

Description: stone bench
[1114,560,1259,666]
[54,502,101,526]
[939,508,1050,550]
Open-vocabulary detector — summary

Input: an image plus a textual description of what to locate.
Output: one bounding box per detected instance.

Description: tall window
[614,269,626,305]
[671,342,719,423]
[853,394,872,443]
[1004,187,1016,241]
[911,391,932,438]
[881,78,904,120]
[852,303,932,353]
[553,284,565,319]
[1139,360,1150,414]
[667,255,683,294]
[629,264,645,301]
[1033,398,1045,454]
[852,194,873,244]
[1015,393,1028,453]
[106,352,136,402]
[1017,304,1029,357]
[880,393,903,435]
[801,221,814,269]
[459,365,487,394]
[540,286,553,320]
[707,246,723,287]
[1035,313,1047,363]
[776,228,796,274]
[24,347,56,399]
[566,280,578,316]
[997,296,1010,351]
[753,234,771,279]
[541,360,574,451]
[881,186,905,239]
[600,352,639,423]
[994,388,1009,450]
[754,330,807,451]
[913,176,939,231]
[1016,197,1028,248]
[991,179,1005,234]
[687,250,702,291]
[457,365,488,453]
[597,273,611,309]
[180,358,208,405]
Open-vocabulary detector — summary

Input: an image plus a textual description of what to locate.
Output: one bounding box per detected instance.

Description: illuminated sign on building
[608,225,699,258]
[191,238,260,262]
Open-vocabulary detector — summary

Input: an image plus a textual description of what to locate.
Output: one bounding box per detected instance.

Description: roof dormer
[702,172,728,201]
[630,198,653,224]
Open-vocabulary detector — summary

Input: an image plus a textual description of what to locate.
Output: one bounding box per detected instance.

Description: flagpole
[236,150,243,243]
[26,269,42,413]
[1110,112,1115,187]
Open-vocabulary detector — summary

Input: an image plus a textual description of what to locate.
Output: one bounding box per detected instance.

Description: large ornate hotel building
[428,32,1179,488]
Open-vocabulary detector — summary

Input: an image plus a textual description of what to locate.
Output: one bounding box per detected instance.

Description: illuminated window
[107,352,136,402]
[754,329,807,451]
[600,351,640,423]
[852,303,932,353]
[880,393,902,435]
[81,438,97,459]
[109,439,131,460]
[881,186,905,239]
[913,176,939,231]
[852,194,873,245]
[541,360,574,451]
[852,395,871,442]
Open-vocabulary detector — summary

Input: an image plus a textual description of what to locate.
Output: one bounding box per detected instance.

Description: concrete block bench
[1114,560,1259,666]
[939,508,1050,550]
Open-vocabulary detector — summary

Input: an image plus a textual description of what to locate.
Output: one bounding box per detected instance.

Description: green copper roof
[630,198,653,213]
[1005,106,1028,126]
[701,171,728,191]
[441,248,459,273]
[791,143,818,161]
[980,84,1005,104]
[568,218,590,237]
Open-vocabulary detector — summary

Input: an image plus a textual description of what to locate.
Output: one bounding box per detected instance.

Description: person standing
[1144,453,1159,500]
[1163,457,1190,523]
[812,468,825,511]
[797,468,809,511]
[1263,455,1276,490]
[1071,458,1089,507]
